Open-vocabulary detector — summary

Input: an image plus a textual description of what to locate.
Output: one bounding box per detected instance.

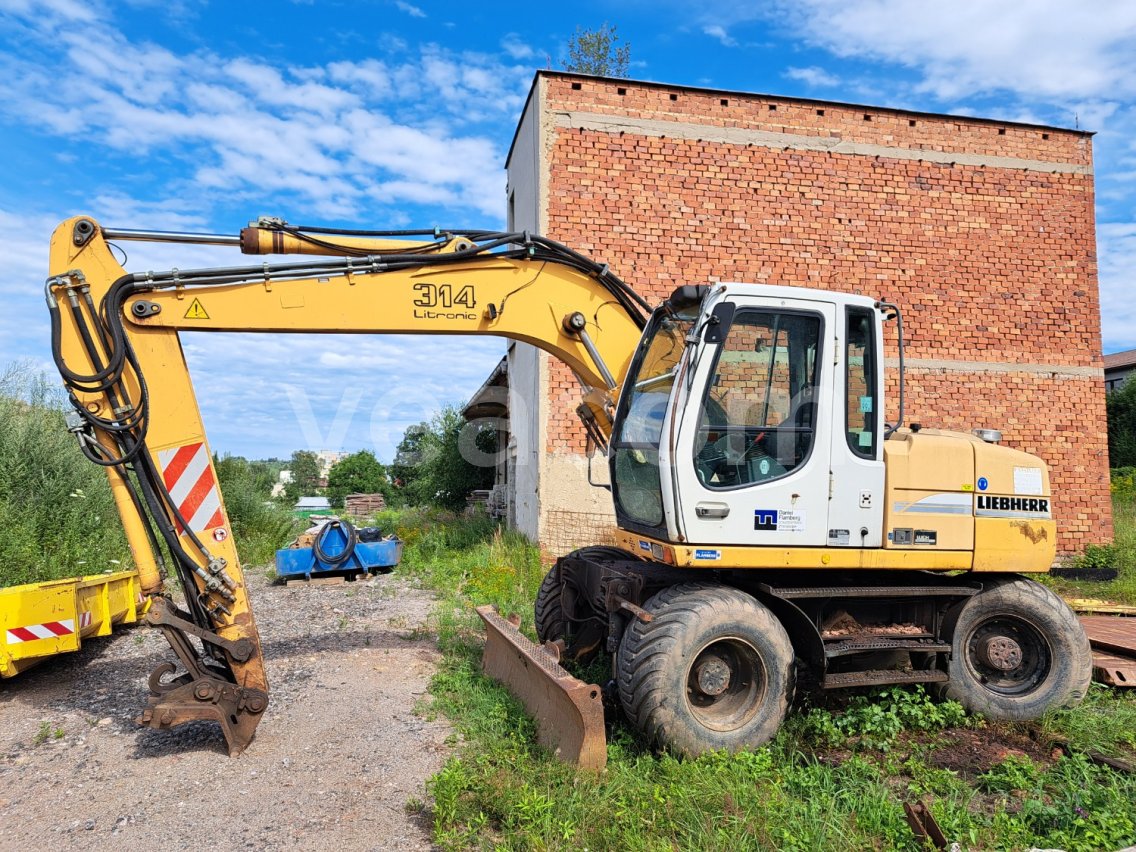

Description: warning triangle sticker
[184,298,209,320]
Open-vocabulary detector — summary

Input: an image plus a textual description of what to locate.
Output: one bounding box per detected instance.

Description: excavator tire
[944,577,1092,720]
[617,582,794,757]
[534,563,566,643]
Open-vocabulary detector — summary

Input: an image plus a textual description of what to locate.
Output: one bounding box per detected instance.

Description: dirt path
[0,572,451,850]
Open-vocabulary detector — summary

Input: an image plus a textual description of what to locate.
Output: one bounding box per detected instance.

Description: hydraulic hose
[312,520,358,569]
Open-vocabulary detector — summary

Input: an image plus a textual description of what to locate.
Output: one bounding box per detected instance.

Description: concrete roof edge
[525,69,1095,138]
[462,355,509,419]
[506,74,543,170]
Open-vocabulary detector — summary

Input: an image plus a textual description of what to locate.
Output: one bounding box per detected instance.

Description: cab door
[672,294,836,547]
[827,305,885,547]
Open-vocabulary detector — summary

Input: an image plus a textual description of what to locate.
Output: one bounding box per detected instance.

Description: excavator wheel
[943,577,1092,720]
[534,562,566,643]
[617,582,794,757]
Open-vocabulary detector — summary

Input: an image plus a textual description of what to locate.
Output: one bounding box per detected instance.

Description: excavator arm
[47,215,648,755]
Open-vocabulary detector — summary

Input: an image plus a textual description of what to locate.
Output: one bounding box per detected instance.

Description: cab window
[693,310,822,489]
[846,308,878,459]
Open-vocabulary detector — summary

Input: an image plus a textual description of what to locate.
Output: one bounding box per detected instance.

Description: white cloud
[772,0,1136,102]
[1097,222,1136,351]
[784,66,839,88]
[702,25,737,48]
[0,7,526,221]
[501,34,536,60]
[394,0,425,18]
[180,333,504,458]
[0,0,97,23]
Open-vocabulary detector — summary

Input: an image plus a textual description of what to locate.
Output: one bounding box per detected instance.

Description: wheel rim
[962,614,1052,696]
[685,637,767,732]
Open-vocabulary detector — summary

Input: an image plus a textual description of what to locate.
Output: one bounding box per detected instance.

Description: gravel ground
[0,571,452,851]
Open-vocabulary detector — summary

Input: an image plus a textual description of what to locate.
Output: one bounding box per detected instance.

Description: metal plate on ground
[1078,615,1136,688]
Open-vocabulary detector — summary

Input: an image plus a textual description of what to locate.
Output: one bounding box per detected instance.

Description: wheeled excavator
[47,216,1091,770]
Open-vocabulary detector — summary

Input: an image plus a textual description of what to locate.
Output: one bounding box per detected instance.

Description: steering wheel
[697,431,784,485]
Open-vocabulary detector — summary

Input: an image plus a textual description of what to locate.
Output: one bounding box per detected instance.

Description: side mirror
[703,302,736,344]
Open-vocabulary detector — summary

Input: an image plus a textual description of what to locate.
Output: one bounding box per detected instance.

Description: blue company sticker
[694,548,721,561]
[638,540,652,552]
[754,509,778,531]
[977,477,989,491]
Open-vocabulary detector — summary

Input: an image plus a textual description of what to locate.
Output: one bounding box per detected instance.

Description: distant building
[316,450,348,478]
[270,469,293,499]
[462,357,510,520]
[1105,349,1136,392]
[294,496,331,515]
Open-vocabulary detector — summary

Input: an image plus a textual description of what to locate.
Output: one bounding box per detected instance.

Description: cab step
[761,584,978,600]
[823,669,949,689]
[824,638,952,658]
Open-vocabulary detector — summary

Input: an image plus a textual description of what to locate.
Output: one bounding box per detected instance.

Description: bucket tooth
[476,605,606,771]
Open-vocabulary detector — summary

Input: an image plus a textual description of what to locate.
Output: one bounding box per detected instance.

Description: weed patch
[0,366,130,585]
[1046,494,1136,604]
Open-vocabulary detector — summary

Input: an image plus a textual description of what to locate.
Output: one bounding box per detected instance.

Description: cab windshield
[610,310,694,532]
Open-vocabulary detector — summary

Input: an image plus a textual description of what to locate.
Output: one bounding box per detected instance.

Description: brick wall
[533,73,1111,552]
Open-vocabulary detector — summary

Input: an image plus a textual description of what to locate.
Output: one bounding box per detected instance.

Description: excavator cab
[610,284,885,549]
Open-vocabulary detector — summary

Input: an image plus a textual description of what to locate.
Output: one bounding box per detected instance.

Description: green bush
[213,455,299,566]
[1072,542,1118,571]
[1112,466,1136,500]
[1107,379,1136,468]
[0,366,130,585]
[326,449,389,509]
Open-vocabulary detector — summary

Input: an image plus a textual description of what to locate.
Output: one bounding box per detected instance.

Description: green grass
[1039,683,1136,758]
[0,366,131,586]
[1045,493,1136,605]
[381,508,1136,852]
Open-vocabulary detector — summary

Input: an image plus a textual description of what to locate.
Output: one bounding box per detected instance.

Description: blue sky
[1,0,1134,461]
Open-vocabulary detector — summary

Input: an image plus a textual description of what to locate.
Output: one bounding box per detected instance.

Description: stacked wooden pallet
[344,493,386,516]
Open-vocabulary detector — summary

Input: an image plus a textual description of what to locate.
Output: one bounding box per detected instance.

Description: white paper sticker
[778,510,806,532]
[1013,467,1044,496]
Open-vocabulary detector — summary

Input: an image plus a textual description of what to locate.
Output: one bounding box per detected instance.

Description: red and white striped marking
[6,619,76,644]
[79,611,93,630]
[157,442,224,533]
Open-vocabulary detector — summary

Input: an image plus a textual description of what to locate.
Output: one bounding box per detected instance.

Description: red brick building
[499,71,1110,555]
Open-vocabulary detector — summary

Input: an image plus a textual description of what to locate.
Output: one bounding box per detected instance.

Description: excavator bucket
[476,605,607,771]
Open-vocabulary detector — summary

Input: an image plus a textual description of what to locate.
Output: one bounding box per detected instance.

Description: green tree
[1108,378,1136,468]
[391,407,497,510]
[283,449,322,502]
[388,423,430,507]
[326,450,389,508]
[565,23,631,77]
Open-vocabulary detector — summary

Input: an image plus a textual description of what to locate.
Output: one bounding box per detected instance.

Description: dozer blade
[476,605,606,771]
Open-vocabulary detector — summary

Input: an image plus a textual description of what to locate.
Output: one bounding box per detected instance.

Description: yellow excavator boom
[47,215,647,756]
